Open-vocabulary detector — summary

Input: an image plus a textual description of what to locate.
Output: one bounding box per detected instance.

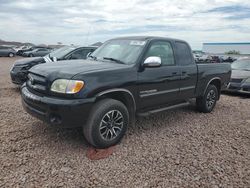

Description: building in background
[203,42,250,55]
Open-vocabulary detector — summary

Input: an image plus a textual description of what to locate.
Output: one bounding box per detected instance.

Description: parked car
[15,45,32,54]
[211,56,222,63]
[196,54,213,63]
[21,36,231,148]
[22,48,52,57]
[16,46,35,56]
[226,58,250,94]
[10,46,97,85]
[0,46,16,57]
[221,55,237,63]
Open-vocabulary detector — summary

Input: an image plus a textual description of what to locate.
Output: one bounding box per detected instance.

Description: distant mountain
[91,42,103,47]
[0,39,34,47]
[48,44,66,49]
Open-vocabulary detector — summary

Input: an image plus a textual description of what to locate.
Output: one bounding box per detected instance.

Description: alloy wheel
[99,110,124,141]
[206,90,216,109]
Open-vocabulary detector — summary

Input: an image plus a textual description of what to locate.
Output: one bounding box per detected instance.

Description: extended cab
[21,36,231,148]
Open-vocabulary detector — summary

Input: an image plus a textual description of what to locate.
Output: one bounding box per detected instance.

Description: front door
[137,40,181,109]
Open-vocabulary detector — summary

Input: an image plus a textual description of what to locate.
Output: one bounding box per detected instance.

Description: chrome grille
[27,73,47,92]
[230,78,243,83]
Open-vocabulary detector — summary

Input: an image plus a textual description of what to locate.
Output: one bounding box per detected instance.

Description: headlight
[51,79,84,94]
[245,78,250,83]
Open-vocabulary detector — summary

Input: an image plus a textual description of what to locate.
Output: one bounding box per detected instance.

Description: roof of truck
[111,36,187,43]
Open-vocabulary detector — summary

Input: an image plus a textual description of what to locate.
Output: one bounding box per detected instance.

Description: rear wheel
[29,54,34,57]
[8,53,14,57]
[196,84,218,113]
[83,99,129,149]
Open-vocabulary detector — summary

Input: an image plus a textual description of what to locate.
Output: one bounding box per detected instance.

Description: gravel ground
[0,57,250,187]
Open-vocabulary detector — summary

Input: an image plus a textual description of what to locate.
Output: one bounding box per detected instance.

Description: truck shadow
[29,104,200,152]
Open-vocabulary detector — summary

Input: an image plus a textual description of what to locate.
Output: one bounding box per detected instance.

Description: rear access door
[174,41,197,99]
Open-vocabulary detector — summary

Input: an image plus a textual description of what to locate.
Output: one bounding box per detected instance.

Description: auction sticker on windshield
[130,41,146,46]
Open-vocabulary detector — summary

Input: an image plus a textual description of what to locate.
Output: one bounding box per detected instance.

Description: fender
[203,77,221,96]
[96,88,136,110]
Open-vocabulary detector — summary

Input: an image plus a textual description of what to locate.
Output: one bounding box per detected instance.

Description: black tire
[8,53,14,57]
[196,84,218,113]
[83,99,129,149]
[29,54,34,57]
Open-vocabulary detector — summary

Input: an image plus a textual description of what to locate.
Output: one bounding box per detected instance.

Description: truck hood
[231,69,250,79]
[29,59,129,79]
[14,57,44,66]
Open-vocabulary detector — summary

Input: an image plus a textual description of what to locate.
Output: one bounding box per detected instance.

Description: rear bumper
[21,86,96,128]
[226,82,250,94]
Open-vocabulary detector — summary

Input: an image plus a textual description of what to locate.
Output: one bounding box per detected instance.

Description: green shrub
[225,50,240,55]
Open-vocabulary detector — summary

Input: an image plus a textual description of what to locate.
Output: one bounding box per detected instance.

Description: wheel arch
[95,89,136,124]
[204,77,221,99]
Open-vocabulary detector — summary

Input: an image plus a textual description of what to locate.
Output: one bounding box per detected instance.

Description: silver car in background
[227,58,250,94]
[22,48,52,57]
[0,46,16,57]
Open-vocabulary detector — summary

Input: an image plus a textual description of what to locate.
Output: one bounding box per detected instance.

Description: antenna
[85,26,91,45]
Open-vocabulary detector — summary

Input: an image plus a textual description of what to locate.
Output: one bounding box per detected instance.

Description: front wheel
[83,99,129,149]
[29,54,34,57]
[196,84,218,113]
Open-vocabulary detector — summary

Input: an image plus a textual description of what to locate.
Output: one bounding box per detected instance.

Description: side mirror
[52,57,57,62]
[143,56,161,67]
[87,52,92,58]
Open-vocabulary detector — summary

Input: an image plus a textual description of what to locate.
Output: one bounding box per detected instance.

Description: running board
[137,102,190,117]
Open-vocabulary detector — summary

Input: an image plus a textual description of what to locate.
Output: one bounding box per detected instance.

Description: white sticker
[130,41,146,46]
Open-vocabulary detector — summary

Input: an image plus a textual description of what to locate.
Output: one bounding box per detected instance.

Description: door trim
[140,88,179,98]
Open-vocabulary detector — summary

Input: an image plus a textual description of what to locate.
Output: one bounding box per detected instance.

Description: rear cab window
[175,41,194,65]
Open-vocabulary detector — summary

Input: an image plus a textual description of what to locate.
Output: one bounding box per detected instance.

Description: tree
[225,50,240,55]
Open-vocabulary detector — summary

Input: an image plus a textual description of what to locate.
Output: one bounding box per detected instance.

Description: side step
[136,102,190,117]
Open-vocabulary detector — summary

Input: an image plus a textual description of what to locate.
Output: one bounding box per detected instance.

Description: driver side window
[70,49,91,59]
[145,41,175,66]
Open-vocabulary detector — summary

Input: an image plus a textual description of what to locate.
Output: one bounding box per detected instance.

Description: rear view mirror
[143,56,161,67]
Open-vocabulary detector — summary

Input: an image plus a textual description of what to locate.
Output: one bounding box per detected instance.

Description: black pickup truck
[21,36,231,148]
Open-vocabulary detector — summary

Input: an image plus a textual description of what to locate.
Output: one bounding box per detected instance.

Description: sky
[0,0,250,49]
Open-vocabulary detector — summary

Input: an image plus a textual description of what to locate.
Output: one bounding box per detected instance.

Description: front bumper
[21,86,96,128]
[22,53,29,57]
[10,67,28,85]
[226,82,250,94]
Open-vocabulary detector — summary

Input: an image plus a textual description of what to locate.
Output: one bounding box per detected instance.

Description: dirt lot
[0,57,250,187]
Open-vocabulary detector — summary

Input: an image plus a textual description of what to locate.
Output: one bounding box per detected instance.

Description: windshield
[231,59,250,71]
[90,39,146,64]
[48,46,75,59]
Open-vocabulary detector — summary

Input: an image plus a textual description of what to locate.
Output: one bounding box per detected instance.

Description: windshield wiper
[103,57,125,64]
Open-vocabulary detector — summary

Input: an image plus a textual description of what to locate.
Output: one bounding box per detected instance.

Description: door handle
[182,71,187,74]
[172,72,177,75]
